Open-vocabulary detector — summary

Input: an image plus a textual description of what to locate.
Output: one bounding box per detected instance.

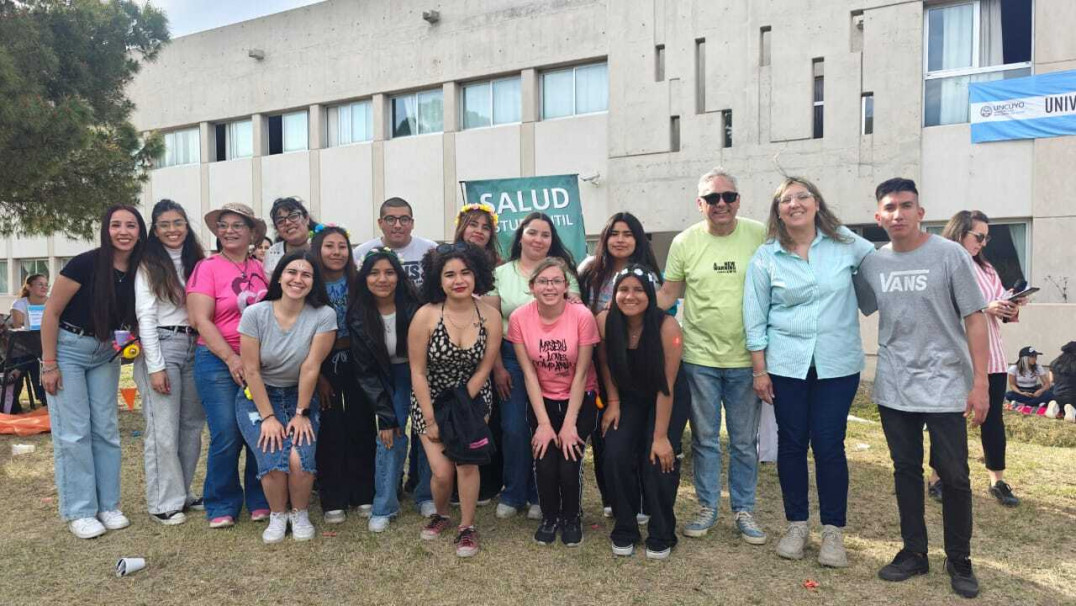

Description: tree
[0,0,169,239]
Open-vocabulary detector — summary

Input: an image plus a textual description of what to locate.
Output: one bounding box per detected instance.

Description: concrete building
[2,0,1073,367]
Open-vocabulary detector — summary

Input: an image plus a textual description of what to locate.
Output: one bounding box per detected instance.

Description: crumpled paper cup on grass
[115,557,146,577]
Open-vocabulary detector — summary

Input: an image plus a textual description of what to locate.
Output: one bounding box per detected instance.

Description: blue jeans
[235,385,320,478]
[194,346,268,519]
[50,330,122,520]
[770,370,860,527]
[682,363,761,512]
[499,342,538,508]
[373,363,425,516]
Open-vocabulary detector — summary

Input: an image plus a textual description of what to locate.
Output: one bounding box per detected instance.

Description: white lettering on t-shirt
[879,269,929,293]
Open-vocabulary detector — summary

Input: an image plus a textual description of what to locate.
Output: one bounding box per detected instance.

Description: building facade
[2,0,1073,365]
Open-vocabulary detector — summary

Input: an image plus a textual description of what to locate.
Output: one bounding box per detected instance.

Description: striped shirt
[971,261,1009,374]
[743,226,875,380]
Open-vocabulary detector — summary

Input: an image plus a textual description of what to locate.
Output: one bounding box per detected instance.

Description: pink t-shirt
[507,300,600,400]
[186,255,268,353]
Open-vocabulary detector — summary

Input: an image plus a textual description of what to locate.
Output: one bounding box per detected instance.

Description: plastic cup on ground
[115,558,146,577]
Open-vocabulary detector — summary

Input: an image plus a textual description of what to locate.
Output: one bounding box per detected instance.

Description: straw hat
[204,203,267,243]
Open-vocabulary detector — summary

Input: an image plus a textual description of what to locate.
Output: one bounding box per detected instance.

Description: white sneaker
[527,504,542,520]
[368,515,391,533]
[323,509,346,524]
[612,541,634,557]
[645,546,671,560]
[818,525,848,568]
[1065,403,1076,423]
[776,521,809,560]
[636,513,651,526]
[97,510,130,530]
[262,512,288,544]
[290,509,316,541]
[69,517,107,539]
[1046,400,1061,419]
[357,504,373,518]
[495,503,518,519]
[419,501,438,518]
[603,506,613,518]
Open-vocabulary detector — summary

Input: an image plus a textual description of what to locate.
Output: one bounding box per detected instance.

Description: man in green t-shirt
[657,168,767,544]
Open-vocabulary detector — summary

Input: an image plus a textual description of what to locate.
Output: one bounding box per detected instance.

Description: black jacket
[433,386,495,466]
[348,298,418,430]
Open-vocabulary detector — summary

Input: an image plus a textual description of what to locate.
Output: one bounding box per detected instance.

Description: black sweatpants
[602,368,690,552]
[316,349,377,511]
[881,405,973,561]
[528,392,598,522]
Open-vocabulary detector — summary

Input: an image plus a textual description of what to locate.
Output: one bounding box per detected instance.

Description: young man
[353,197,437,286]
[855,178,989,599]
[656,168,767,544]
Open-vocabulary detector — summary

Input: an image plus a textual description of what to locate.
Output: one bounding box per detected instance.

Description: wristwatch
[295,407,310,418]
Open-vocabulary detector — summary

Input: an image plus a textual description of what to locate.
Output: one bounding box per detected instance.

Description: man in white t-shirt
[353,197,437,287]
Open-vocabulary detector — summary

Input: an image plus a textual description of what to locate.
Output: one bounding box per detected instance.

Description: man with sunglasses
[353,197,437,287]
[656,168,767,544]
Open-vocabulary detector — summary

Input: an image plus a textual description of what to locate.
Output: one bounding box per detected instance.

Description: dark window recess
[695,38,706,114]
[656,45,666,82]
[722,109,733,148]
[267,115,283,155]
[214,124,227,161]
[862,93,874,135]
[670,115,680,152]
[1000,0,1032,65]
[760,26,772,67]
[984,225,1026,288]
[812,72,824,139]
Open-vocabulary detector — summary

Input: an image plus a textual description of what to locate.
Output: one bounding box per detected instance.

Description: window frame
[539,61,609,120]
[158,127,200,168]
[327,100,374,147]
[460,76,522,130]
[390,88,444,138]
[0,260,8,295]
[18,258,50,284]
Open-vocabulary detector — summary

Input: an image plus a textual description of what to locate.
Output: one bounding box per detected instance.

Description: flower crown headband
[310,222,351,241]
[616,266,660,289]
[455,202,499,228]
[363,246,400,261]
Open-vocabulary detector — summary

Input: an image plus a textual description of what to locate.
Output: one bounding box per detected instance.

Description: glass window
[462,77,521,129]
[227,120,253,159]
[0,261,8,295]
[158,127,200,168]
[923,0,1034,127]
[19,258,49,283]
[391,89,443,138]
[541,62,608,119]
[541,69,574,119]
[282,111,308,152]
[462,82,492,129]
[862,93,874,135]
[492,78,521,125]
[328,101,373,146]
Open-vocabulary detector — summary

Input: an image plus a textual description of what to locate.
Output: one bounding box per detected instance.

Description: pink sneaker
[1019,405,1033,415]
[420,514,451,540]
[209,515,235,529]
[1036,406,1047,416]
[250,509,271,522]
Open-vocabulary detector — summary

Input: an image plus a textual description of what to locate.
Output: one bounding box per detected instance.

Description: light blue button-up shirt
[743,226,875,380]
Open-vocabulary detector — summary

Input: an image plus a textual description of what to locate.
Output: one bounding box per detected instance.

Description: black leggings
[528,393,598,522]
[316,349,378,510]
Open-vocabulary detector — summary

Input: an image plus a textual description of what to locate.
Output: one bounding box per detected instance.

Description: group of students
[37,169,1076,599]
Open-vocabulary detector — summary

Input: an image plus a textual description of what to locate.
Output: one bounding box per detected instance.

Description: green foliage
[0,0,169,238]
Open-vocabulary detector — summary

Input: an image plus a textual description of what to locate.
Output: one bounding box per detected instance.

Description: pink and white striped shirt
[972,261,1011,374]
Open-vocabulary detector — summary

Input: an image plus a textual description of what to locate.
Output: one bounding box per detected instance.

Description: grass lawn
[2,376,1074,605]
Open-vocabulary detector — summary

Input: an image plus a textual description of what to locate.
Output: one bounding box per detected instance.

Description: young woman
[237,250,336,543]
[485,212,578,520]
[309,226,375,524]
[454,202,502,266]
[10,273,49,328]
[1006,347,1054,413]
[1049,342,1076,423]
[252,236,273,264]
[187,202,271,528]
[263,196,318,275]
[409,243,500,557]
[508,257,599,548]
[930,210,1023,507]
[348,247,420,532]
[743,177,875,567]
[40,204,147,539]
[133,200,206,525]
[597,265,686,559]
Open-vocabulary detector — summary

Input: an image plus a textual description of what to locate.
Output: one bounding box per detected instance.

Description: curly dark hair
[420,242,495,304]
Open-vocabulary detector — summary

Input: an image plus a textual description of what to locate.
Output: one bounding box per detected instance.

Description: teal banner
[461,174,587,262]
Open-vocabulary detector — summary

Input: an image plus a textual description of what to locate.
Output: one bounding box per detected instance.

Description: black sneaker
[561,517,583,547]
[989,481,1020,507]
[928,480,943,503]
[878,549,930,582]
[945,557,980,598]
[151,510,187,526]
[184,498,205,512]
[534,518,557,545]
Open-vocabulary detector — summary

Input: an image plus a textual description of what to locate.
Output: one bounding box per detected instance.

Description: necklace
[221,252,249,280]
[445,307,480,330]
[628,326,643,347]
[114,268,127,283]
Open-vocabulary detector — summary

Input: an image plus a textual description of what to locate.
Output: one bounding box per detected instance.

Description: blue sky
[147,0,326,38]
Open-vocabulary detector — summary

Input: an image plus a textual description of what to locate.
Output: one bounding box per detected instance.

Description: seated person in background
[1006,346,1054,415]
[1047,342,1076,423]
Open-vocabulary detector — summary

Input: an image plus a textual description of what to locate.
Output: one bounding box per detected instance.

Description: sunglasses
[701,191,740,205]
[968,231,991,244]
[435,241,469,255]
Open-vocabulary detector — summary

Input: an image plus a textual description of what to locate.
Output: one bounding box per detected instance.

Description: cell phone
[1006,286,1039,301]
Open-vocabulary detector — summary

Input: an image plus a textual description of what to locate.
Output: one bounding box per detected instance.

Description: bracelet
[40,358,57,364]
[752,370,768,378]
[41,365,59,374]
[260,413,275,422]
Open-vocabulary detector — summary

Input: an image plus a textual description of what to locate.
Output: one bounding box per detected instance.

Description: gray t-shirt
[854,235,986,413]
[238,300,337,387]
[353,236,437,287]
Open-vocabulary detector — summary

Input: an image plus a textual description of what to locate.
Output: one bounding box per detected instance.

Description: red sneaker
[421,514,451,540]
[250,508,271,522]
[455,526,480,557]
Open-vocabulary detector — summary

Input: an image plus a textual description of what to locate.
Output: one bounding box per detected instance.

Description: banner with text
[461,175,587,262]
[970,69,1076,143]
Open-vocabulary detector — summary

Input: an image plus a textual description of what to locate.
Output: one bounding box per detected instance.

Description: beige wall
[319,143,377,244]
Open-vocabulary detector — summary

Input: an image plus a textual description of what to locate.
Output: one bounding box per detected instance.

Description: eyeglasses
[273,210,305,227]
[381,215,414,226]
[779,192,815,205]
[969,231,991,244]
[363,246,399,260]
[155,219,188,230]
[435,241,469,255]
[216,221,250,233]
[534,277,566,287]
[701,191,739,205]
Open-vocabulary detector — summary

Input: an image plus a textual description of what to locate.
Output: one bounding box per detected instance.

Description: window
[214,119,253,161]
[695,39,706,113]
[655,45,666,81]
[722,110,733,148]
[19,258,49,283]
[267,111,309,154]
[760,27,772,67]
[0,261,7,295]
[461,77,521,129]
[925,220,1028,286]
[392,89,444,137]
[851,11,864,53]
[58,257,73,271]
[923,0,1033,126]
[670,116,680,152]
[158,127,199,168]
[862,93,875,135]
[540,62,609,119]
[328,100,373,146]
[813,59,824,139]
